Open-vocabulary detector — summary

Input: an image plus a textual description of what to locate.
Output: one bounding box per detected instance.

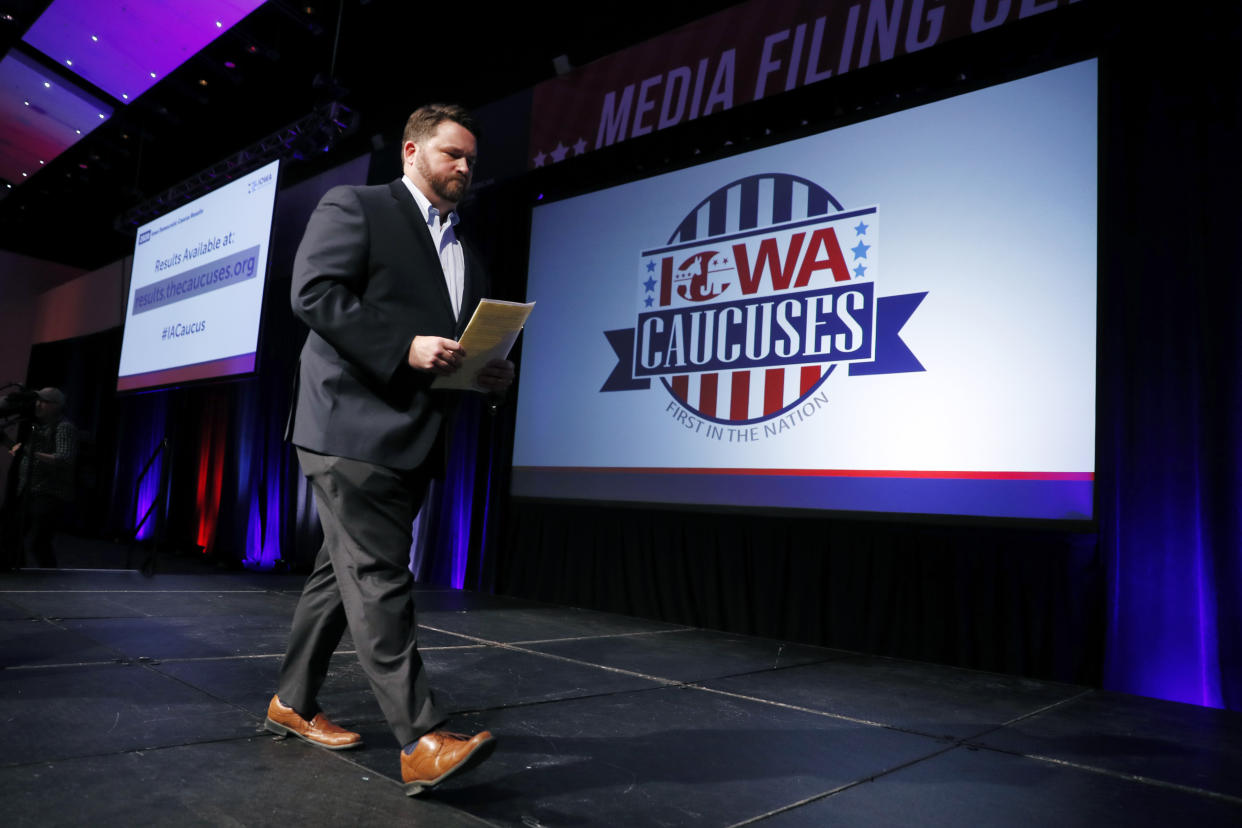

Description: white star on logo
[550,142,569,163]
[573,137,588,155]
[532,150,547,168]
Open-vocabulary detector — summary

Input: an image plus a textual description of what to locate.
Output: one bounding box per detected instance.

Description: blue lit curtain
[231,378,292,569]
[1097,8,1242,710]
[109,390,170,541]
[415,394,499,590]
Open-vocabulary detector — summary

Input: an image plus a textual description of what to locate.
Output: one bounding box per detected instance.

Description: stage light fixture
[116,101,357,231]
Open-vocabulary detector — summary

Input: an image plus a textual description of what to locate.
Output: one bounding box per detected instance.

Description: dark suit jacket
[287,179,486,470]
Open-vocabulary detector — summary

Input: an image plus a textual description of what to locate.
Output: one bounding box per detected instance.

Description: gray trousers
[276,448,445,747]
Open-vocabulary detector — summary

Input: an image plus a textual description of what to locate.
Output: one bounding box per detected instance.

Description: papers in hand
[431,299,534,391]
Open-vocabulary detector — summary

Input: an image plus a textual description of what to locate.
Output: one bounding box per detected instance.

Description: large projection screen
[116,159,280,392]
[513,59,1097,522]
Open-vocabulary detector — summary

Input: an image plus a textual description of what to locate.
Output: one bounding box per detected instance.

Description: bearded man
[268,103,513,795]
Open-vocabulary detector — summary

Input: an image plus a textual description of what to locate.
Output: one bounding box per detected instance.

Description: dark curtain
[1096,8,1242,709]
[500,504,1103,683]
[108,389,171,542]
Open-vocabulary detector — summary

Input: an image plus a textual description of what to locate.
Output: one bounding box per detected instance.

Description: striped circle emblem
[659,173,845,425]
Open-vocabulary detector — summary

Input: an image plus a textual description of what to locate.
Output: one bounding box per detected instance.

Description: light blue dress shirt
[402,175,464,321]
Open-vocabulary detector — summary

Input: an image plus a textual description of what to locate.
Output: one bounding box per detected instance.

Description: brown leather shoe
[264,695,362,750]
[401,730,496,795]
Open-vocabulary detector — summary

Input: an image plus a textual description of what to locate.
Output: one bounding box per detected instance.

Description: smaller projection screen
[116,159,280,392]
[513,59,1098,522]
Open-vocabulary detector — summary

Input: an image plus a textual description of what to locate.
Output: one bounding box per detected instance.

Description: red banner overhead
[528,0,1083,169]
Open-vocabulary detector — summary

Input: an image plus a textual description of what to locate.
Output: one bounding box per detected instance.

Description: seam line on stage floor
[505,628,692,645]
[0,726,498,825]
[0,732,283,771]
[2,644,490,670]
[968,745,1242,808]
[419,623,873,720]
[725,685,1242,825]
[0,634,692,671]
[727,742,962,827]
[0,627,710,671]
[418,627,1242,811]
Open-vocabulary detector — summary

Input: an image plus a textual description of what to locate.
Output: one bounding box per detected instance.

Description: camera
[0,389,38,423]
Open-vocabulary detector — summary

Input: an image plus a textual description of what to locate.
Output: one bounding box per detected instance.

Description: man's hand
[475,359,515,393]
[409,336,465,375]
[7,442,19,457]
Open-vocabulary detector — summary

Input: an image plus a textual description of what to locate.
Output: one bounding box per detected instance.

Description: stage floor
[2,563,1240,826]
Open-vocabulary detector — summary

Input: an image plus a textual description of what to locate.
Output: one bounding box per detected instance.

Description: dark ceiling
[0,0,740,271]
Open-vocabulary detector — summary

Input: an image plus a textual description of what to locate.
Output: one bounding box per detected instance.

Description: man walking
[268,103,513,795]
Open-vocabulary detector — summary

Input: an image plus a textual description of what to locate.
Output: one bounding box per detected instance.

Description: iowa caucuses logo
[602,173,927,440]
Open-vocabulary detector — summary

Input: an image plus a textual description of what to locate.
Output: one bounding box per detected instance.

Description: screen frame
[115,158,284,395]
[507,51,1102,532]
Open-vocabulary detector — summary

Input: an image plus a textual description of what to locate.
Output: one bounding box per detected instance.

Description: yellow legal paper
[431,299,535,391]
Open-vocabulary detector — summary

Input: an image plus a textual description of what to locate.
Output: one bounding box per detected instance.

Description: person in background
[8,388,78,568]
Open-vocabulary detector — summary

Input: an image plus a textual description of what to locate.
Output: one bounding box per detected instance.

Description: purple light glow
[234,384,284,571]
[442,405,483,590]
[1105,490,1225,709]
[1192,515,1224,707]
[0,51,112,185]
[128,396,168,543]
[133,453,163,541]
[449,458,474,590]
[23,0,265,104]
[243,484,282,569]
